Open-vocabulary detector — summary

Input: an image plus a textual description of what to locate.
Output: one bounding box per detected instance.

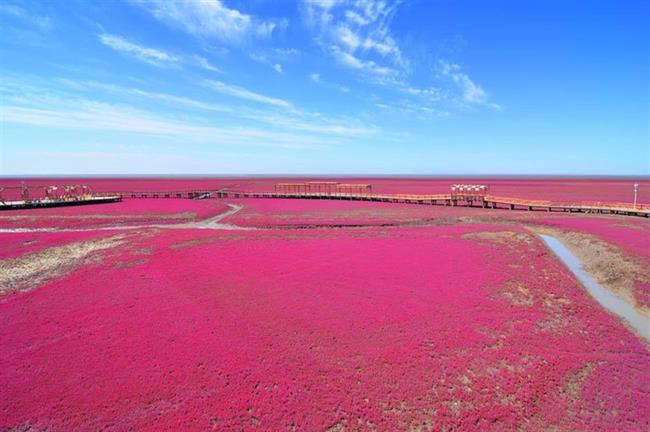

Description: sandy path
[0,204,250,233]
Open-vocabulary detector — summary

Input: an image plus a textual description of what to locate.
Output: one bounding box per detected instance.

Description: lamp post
[633,183,639,208]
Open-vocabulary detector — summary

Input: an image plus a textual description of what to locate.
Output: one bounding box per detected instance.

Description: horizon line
[1,174,648,179]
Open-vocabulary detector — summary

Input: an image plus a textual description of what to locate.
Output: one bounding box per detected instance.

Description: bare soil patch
[501,281,534,307]
[461,230,533,245]
[563,363,596,400]
[0,235,124,294]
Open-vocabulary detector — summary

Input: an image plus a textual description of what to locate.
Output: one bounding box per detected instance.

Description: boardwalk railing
[0,194,122,210]
[214,190,650,218]
[94,189,649,218]
[113,190,215,199]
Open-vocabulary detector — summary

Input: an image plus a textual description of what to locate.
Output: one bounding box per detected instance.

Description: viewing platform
[0,183,122,210]
[0,195,122,210]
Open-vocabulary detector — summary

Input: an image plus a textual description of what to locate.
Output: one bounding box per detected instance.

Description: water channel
[540,234,649,342]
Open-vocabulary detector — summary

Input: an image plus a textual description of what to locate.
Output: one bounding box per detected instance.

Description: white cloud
[50,78,370,137]
[191,55,221,73]
[56,79,233,113]
[302,1,498,113]
[400,85,440,99]
[331,47,395,77]
[302,0,405,79]
[307,72,350,93]
[99,33,178,66]
[249,111,375,136]
[250,48,298,73]
[0,3,52,30]
[249,53,274,71]
[130,0,283,44]
[1,100,330,149]
[438,60,501,109]
[203,80,293,109]
[372,60,500,116]
[1,77,380,159]
[344,10,369,26]
[132,88,231,112]
[271,48,300,59]
[98,33,225,73]
[386,99,450,118]
[335,25,361,50]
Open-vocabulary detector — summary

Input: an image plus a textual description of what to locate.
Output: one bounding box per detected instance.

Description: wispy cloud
[191,55,221,73]
[98,33,223,74]
[99,33,178,66]
[249,47,299,73]
[271,48,300,59]
[248,52,280,73]
[203,80,293,109]
[437,60,501,110]
[370,59,501,118]
[0,3,52,31]
[375,98,450,119]
[308,72,350,93]
[302,0,405,80]
[56,79,232,113]
[50,77,373,137]
[246,110,375,136]
[129,0,284,45]
[1,98,331,149]
[301,1,499,113]
[2,75,377,147]
[331,46,396,77]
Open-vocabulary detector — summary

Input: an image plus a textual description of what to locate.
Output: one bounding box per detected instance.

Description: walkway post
[634,183,639,208]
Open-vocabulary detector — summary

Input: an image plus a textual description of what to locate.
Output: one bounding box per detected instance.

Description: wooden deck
[0,195,122,210]
[121,190,213,199]
[214,190,650,218]
[49,189,648,218]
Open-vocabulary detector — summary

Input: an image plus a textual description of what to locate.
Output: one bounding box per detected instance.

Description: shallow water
[540,234,649,342]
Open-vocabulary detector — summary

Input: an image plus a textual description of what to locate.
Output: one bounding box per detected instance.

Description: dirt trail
[189,204,246,229]
[0,204,250,233]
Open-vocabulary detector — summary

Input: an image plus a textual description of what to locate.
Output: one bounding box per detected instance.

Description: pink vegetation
[225,198,481,227]
[1,224,648,430]
[0,199,228,229]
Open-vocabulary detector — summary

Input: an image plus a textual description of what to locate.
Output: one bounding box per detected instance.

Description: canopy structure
[450,184,489,197]
[274,182,372,195]
[0,183,95,203]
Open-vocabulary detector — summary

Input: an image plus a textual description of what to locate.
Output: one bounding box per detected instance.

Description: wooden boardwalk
[0,195,122,210]
[122,190,213,200]
[80,188,649,218]
[214,190,650,218]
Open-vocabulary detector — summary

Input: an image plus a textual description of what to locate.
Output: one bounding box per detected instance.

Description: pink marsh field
[0,199,229,229]
[1,178,649,431]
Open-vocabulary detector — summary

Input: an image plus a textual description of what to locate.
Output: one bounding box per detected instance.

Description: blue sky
[0,0,648,175]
